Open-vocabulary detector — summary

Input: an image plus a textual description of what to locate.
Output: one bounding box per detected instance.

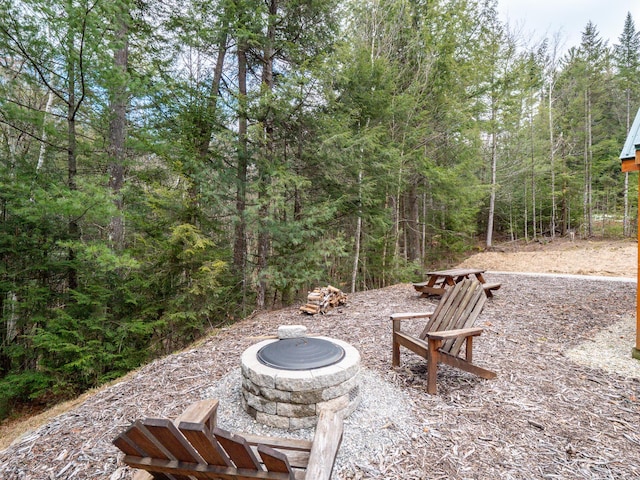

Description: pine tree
[614,12,640,236]
[578,22,609,237]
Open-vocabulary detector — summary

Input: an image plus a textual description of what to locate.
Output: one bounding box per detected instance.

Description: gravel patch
[567,315,640,378]
[202,367,423,476]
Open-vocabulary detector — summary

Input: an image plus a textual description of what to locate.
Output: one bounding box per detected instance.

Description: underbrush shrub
[0,371,52,420]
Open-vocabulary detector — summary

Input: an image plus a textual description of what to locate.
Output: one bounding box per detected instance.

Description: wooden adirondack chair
[113,398,343,480]
[391,278,496,394]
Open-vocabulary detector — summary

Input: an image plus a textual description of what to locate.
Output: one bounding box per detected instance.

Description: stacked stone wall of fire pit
[240,332,361,430]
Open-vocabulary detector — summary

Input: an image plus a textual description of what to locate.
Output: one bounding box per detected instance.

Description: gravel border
[567,314,640,378]
[203,367,423,476]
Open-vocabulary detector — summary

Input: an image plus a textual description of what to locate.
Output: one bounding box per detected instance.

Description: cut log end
[299,286,347,315]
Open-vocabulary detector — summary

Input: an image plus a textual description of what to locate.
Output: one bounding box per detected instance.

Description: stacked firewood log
[299,285,347,315]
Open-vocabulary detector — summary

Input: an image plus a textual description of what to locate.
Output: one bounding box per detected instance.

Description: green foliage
[0,371,52,419]
[0,0,637,421]
[160,224,230,334]
[263,202,350,302]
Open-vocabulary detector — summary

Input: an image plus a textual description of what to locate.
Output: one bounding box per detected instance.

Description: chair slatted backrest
[419,278,486,356]
[213,427,263,470]
[177,420,232,467]
[114,413,296,480]
[114,419,194,480]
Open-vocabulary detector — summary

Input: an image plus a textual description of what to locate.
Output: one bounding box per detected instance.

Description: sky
[497,0,640,51]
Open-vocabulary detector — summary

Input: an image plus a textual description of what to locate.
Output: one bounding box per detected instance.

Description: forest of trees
[1,0,639,418]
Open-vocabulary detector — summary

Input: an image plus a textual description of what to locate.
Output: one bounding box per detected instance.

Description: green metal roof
[620,107,640,159]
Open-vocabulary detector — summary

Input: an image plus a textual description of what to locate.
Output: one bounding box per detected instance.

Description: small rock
[277,325,308,339]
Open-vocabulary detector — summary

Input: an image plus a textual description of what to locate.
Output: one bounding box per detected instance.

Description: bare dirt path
[458,238,637,278]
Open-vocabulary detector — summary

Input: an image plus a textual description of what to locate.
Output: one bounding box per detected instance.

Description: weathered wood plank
[304,409,343,480]
[142,418,202,464]
[390,312,433,321]
[394,331,429,358]
[213,427,263,471]
[117,422,176,480]
[123,421,172,459]
[178,421,232,467]
[446,283,485,355]
[483,282,501,298]
[123,456,292,480]
[438,351,497,379]
[257,445,294,478]
[175,399,218,432]
[254,449,309,470]
[113,432,145,456]
[116,438,170,480]
[427,327,484,340]
[242,434,313,452]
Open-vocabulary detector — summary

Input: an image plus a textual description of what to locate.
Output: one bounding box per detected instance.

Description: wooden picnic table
[413,267,501,297]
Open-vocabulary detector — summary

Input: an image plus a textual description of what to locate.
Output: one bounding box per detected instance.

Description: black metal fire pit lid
[257,337,345,370]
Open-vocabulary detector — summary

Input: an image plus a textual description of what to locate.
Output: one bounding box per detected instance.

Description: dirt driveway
[457,238,637,278]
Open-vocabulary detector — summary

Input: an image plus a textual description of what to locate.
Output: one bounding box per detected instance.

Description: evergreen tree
[613,12,640,236]
[578,22,610,237]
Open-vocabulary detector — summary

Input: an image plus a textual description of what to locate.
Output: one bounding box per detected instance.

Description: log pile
[299,285,347,315]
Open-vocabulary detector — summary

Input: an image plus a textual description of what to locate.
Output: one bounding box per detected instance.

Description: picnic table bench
[413,268,501,298]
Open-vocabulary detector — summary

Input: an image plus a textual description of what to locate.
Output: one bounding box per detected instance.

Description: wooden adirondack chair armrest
[175,398,219,432]
[426,327,484,340]
[391,312,434,333]
[391,312,434,321]
[305,408,344,480]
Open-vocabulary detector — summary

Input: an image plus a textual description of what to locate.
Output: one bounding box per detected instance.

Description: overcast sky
[497,0,640,51]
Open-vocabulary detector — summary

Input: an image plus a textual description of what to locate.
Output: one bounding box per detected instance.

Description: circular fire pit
[241,327,360,429]
[257,337,345,370]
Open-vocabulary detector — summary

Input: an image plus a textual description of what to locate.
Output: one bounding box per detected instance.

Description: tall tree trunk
[548,81,556,238]
[530,103,536,240]
[486,128,497,248]
[406,184,421,262]
[36,90,54,173]
[392,167,402,266]
[351,170,363,293]
[107,7,129,249]
[256,0,277,309]
[67,12,78,292]
[67,109,78,291]
[587,95,593,238]
[196,30,228,161]
[583,88,593,238]
[560,138,569,236]
[523,181,528,241]
[422,188,427,261]
[234,41,248,307]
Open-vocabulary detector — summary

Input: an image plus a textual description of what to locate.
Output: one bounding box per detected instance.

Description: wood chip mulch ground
[1,272,639,479]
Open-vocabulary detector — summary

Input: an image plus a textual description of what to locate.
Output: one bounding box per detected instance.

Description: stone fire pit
[240,326,361,429]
